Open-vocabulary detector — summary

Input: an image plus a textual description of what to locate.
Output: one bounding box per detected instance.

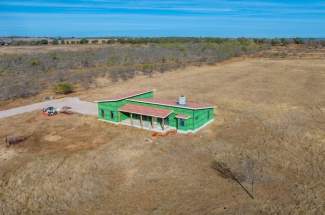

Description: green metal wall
[192,108,214,129]
[97,91,154,122]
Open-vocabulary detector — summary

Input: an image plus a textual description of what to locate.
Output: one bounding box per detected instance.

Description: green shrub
[142,63,153,70]
[52,39,59,45]
[31,59,40,66]
[80,39,89,44]
[293,38,304,44]
[271,39,281,46]
[54,82,74,94]
[107,56,118,65]
[39,39,48,45]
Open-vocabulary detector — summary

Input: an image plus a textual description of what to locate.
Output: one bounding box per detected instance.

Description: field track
[0,97,97,119]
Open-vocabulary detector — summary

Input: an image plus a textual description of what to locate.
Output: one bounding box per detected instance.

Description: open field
[0,44,108,54]
[0,40,264,101]
[0,47,325,214]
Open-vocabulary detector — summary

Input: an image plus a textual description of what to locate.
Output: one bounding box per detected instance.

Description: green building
[95,89,214,133]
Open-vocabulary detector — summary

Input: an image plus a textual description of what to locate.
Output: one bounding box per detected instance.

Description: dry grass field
[0,46,325,214]
[0,44,108,54]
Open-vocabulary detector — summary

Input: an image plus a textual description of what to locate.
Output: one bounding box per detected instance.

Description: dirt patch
[43,134,62,142]
[0,147,17,161]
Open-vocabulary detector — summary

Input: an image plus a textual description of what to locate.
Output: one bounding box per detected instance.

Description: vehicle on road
[42,106,58,116]
[59,106,73,114]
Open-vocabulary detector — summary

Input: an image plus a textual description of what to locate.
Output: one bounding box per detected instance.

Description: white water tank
[178,95,186,106]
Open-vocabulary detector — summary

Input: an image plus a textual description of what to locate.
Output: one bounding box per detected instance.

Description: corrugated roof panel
[130,98,212,109]
[119,103,172,118]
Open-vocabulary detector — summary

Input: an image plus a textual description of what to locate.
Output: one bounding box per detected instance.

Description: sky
[0,0,325,37]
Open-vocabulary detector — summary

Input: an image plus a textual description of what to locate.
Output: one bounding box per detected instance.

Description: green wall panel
[97,91,154,123]
[193,108,214,129]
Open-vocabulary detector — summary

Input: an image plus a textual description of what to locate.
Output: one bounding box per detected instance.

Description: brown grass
[0,47,324,214]
[0,44,112,54]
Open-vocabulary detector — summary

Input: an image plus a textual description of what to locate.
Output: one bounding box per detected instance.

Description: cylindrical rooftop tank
[178,95,186,106]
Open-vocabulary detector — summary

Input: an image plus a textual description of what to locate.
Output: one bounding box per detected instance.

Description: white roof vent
[178,95,186,106]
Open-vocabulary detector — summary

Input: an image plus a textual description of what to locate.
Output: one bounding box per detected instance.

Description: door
[164,117,169,126]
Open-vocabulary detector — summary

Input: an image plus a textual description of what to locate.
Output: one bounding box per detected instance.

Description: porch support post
[162,118,165,131]
[151,117,154,128]
[118,112,121,122]
[130,113,133,126]
[140,115,143,127]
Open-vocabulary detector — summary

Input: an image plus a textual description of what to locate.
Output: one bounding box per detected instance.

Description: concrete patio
[120,118,175,132]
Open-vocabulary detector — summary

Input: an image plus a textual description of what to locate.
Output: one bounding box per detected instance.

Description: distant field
[0,46,324,214]
[0,44,109,54]
[0,40,264,101]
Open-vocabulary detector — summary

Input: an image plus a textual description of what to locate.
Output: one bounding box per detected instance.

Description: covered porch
[119,104,174,132]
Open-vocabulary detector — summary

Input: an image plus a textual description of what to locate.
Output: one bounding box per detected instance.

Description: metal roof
[129,98,213,109]
[119,103,172,118]
[95,89,153,102]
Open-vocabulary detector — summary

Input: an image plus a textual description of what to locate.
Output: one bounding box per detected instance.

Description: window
[110,111,114,119]
[180,119,185,127]
[101,109,105,118]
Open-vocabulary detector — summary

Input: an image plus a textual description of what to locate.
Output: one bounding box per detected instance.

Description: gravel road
[0,97,97,119]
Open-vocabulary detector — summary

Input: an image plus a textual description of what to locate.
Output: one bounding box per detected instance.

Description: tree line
[2,37,325,47]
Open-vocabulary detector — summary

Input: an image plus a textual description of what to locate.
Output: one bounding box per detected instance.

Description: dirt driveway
[0,97,97,119]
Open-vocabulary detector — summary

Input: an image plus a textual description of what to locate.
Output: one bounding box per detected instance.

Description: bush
[39,39,48,45]
[271,39,281,46]
[54,82,74,94]
[30,59,40,66]
[80,39,89,44]
[52,39,59,45]
[293,38,304,45]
